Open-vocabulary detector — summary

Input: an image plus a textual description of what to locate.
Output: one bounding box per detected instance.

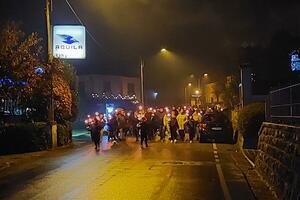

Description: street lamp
[153,92,158,106]
[195,73,209,105]
[140,48,168,105]
[184,83,192,105]
[194,90,200,106]
[161,48,167,53]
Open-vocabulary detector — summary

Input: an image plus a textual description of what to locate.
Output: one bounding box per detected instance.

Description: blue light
[0,78,29,87]
[106,103,115,114]
[107,106,114,114]
[34,67,45,75]
[291,50,300,72]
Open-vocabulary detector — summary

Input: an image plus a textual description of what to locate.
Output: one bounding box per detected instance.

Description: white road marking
[213,143,232,200]
[213,143,218,150]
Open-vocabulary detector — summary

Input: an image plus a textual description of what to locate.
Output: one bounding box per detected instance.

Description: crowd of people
[85,105,223,150]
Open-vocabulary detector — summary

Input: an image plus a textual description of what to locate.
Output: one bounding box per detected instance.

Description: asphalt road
[0,135,255,200]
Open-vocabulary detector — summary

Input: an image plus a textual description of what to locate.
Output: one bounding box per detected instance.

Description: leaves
[0,21,79,123]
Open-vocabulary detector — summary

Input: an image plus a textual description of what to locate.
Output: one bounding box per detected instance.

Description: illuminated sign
[53,25,86,59]
[291,50,300,72]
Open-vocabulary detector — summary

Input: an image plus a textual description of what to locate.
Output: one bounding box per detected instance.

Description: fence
[267,83,300,124]
[0,96,25,116]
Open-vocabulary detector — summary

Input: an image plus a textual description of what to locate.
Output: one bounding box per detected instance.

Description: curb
[241,148,255,168]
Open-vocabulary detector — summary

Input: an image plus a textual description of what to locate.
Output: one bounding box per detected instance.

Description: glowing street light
[161,48,167,52]
[140,48,169,105]
[184,83,193,105]
[195,90,200,94]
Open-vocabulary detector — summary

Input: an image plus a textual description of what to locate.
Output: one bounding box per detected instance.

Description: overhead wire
[64,0,112,56]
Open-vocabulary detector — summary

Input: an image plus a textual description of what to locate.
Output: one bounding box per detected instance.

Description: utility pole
[45,0,57,147]
[45,0,54,122]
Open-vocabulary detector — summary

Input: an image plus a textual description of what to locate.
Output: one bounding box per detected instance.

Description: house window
[127,83,135,95]
[103,81,111,93]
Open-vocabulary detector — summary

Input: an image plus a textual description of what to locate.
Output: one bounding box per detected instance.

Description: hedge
[57,122,72,146]
[237,102,265,138]
[0,122,50,155]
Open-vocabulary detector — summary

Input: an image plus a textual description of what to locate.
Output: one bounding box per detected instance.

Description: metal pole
[140,58,144,105]
[184,87,187,105]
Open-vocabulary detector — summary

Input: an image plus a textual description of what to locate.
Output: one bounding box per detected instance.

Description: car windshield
[202,113,227,123]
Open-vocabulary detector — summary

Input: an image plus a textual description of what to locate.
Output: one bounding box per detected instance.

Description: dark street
[0,135,256,200]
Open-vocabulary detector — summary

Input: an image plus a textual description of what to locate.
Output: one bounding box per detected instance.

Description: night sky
[1,0,300,104]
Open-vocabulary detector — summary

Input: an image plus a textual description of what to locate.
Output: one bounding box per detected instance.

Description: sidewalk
[232,150,278,200]
[0,134,91,173]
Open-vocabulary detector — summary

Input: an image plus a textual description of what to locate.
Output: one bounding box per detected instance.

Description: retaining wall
[255,122,300,200]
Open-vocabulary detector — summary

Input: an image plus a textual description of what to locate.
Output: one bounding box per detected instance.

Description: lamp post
[184,82,192,105]
[153,92,158,106]
[140,48,167,106]
[197,73,208,106]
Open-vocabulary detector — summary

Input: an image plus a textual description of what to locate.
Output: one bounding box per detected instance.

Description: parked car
[199,112,233,143]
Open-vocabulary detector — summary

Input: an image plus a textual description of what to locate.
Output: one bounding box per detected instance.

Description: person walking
[138,117,148,148]
[90,118,101,150]
[192,109,201,141]
[169,111,178,143]
[163,111,170,141]
[129,111,139,142]
[108,114,118,143]
[176,109,188,141]
[186,115,195,143]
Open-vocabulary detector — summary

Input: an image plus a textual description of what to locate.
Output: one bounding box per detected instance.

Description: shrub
[0,122,50,155]
[237,103,265,138]
[57,122,72,146]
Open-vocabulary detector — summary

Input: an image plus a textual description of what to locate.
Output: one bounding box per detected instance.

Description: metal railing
[267,83,300,122]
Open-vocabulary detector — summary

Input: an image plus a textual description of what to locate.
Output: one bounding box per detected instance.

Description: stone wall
[255,122,300,200]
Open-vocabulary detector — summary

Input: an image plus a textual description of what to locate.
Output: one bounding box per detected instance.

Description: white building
[79,74,141,102]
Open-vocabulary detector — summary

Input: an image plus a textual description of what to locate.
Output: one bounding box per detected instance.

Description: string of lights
[0,78,29,86]
[90,93,139,104]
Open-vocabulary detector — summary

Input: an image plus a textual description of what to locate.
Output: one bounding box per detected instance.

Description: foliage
[57,122,72,146]
[0,22,45,104]
[62,62,79,122]
[237,103,265,138]
[0,122,49,155]
[222,76,239,110]
[53,74,72,122]
[212,82,224,103]
[0,21,79,123]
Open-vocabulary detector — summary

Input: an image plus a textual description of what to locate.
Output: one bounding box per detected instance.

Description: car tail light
[201,124,207,129]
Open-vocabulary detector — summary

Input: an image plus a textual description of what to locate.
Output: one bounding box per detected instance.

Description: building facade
[204,82,224,105]
[79,74,141,102]
[240,66,266,107]
[75,74,141,127]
